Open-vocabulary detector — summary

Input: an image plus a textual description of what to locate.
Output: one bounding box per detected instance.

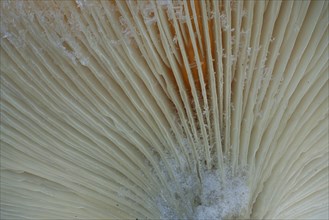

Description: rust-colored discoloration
[181,0,207,94]
[181,1,216,96]
[166,1,212,97]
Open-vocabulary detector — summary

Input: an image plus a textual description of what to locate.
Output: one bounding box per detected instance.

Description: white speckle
[247,47,252,56]
[1,32,10,39]
[173,36,178,44]
[75,0,86,8]
[157,0,171,7]
[79,57,89,66]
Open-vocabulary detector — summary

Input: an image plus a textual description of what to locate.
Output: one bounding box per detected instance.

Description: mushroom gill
[0,0,328,219]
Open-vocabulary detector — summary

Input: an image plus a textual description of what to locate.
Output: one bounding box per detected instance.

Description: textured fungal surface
[1,0,328,219]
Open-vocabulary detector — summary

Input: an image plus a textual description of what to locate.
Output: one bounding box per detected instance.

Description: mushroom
[0,0,328,219]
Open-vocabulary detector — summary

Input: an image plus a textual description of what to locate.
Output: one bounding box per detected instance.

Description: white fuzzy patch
[156,141,250,220]
[194,169,249,220]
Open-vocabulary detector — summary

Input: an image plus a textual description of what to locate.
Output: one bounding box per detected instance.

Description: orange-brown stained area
[111,0,215,100]
[159,1,215,99]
